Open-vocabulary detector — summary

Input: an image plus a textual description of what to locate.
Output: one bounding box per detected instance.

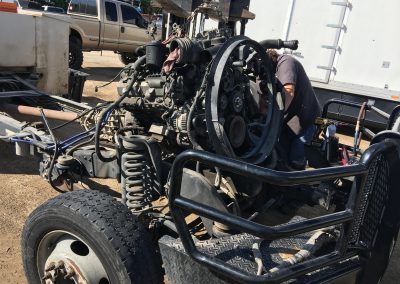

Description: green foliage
[140,0,161,14]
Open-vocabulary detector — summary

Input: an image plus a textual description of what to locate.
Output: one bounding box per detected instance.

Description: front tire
[119,52,137,65]
[21,190,162,284]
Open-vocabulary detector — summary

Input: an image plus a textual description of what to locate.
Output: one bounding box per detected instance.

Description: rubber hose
[95,56,146,162]
[187,91,204,150]
[170,38,192,64]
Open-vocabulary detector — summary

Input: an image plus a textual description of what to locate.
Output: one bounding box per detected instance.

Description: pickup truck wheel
[119,52,137,65]
[21,190,163,284]
[69,38,84,70]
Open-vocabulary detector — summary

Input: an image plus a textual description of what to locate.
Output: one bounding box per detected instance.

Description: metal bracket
[326,24,347,32]
[322,45,342,53]
[317,66,337,74]
[290,51,303,58]
[331,1,352,9]
[284,50,303,57]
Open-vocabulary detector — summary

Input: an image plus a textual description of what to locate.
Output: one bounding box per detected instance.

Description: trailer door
[247,0,348,83]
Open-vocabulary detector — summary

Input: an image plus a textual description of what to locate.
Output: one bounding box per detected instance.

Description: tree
[140,0,161,14]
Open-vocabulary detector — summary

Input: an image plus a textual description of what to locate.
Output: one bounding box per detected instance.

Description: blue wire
[10,137,33,144]
[48,127,95,150]
[11,109,113,152]
[10,137,53,151]
[49,109,112,150]
[59,131,95,150]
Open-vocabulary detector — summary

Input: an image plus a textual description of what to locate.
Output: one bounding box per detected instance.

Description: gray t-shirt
[276,54,321,130]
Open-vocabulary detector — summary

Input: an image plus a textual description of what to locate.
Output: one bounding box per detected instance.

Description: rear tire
[69,37,84,70]
[119,52,137,65]
[21,190,163,284]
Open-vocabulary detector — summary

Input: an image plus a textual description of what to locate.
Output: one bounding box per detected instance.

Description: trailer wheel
[21,190,162,284]
[119,52,137,65]
[69,37,84,70]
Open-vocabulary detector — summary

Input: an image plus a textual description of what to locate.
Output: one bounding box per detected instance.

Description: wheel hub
[42,261,76,283]
[38,231,109,284]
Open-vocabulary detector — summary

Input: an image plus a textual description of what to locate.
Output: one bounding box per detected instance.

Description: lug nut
[54,268,61,278]
[64,267,75,279]
[45,263,55,272]
[55,260,65,269]
[42,272,53,280]
[64,269,75,279]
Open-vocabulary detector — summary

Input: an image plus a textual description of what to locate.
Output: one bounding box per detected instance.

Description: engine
[66,0,302,235]
[117,29,284,164]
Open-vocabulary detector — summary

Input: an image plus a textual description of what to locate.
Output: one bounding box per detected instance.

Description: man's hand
[283,83,295,111]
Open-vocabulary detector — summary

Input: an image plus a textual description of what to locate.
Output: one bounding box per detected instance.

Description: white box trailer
[246,0,400,128]
[0,11,70,95]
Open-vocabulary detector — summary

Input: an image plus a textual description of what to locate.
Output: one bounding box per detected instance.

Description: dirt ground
[0,51,398,283]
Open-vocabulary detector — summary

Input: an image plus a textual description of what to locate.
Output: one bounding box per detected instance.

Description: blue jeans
[278,125,316,170]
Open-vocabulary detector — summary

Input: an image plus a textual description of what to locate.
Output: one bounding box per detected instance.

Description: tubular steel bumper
[167,140,399,283]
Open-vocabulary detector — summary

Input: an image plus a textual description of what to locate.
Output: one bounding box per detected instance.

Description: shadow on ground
[0,142,39,175]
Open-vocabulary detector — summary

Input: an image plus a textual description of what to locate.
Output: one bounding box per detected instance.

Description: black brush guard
[167,136,400,283]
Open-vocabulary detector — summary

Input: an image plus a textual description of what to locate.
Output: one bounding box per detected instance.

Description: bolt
[55,260,65,269]
[45,262,55,272]
[42,272,53,280]
[64,267,75,279]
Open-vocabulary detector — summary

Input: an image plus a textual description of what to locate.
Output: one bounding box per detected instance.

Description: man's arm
[283,83,295,111]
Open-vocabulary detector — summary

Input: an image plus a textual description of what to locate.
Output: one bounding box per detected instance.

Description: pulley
[205,36,284,164]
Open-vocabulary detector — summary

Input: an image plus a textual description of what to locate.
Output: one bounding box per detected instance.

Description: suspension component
[101,109,124,142]
[120,134,161,212]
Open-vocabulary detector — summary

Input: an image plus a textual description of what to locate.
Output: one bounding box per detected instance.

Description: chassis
[1,61,400,284]
[1,1,400,283]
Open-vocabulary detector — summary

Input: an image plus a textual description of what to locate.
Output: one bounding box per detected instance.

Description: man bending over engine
[267,50,321,170]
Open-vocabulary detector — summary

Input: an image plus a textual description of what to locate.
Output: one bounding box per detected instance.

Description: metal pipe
[174,197,354,240]
[370,105,390,119]
[0,103,78,121]
[322,98,364,118]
